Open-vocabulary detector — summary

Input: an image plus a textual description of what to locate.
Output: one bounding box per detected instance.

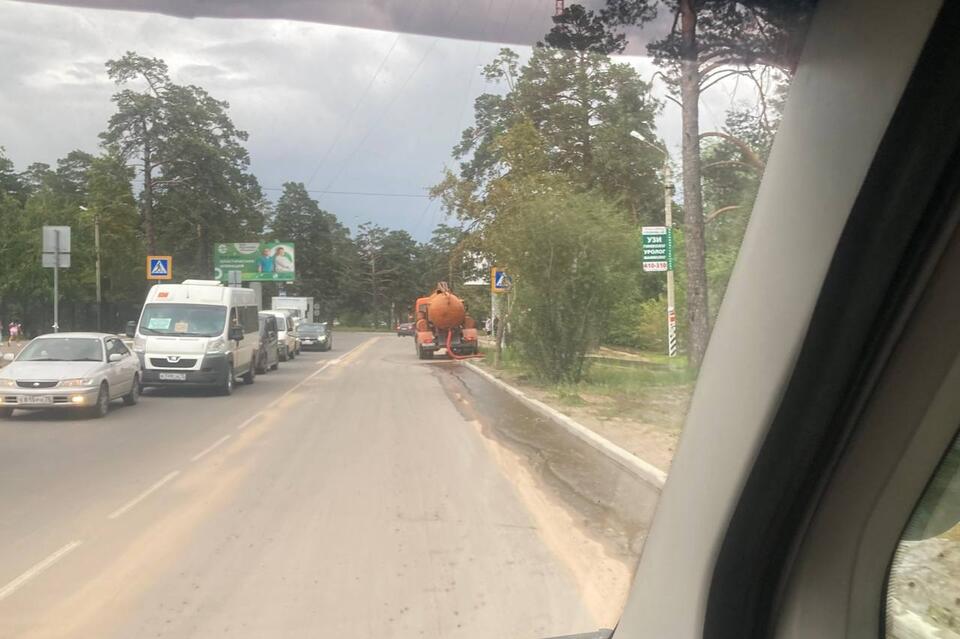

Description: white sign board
[41,226,71,268]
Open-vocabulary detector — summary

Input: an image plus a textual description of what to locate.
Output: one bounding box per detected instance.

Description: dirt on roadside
[474,362,692,473]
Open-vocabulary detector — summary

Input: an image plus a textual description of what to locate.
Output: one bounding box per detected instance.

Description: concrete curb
[463,361,667,489]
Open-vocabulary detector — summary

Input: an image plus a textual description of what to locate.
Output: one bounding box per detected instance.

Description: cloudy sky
[0,0,762,240]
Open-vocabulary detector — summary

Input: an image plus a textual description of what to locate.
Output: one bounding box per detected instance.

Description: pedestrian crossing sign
[147,256,173,280]
[491,267,511,293]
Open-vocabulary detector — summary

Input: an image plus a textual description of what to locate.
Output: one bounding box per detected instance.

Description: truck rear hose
[445,329,484,360]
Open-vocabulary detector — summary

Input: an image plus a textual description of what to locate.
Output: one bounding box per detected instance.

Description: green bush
[606,294,667,352]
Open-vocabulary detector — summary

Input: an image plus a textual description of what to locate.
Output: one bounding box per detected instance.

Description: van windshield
[140,304,227,337]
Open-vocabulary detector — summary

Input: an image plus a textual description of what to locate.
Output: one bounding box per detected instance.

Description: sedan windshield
[140,304,226,337]
[18,338,103,362]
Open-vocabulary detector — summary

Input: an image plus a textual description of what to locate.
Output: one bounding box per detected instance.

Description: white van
[262,309,298,361]
[126,280,260,395]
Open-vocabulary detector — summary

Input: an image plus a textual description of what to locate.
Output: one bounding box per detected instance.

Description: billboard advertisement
[213,242,295,282]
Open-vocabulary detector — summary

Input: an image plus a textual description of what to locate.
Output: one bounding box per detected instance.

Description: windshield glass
[139,304,227,337]
[0,0,820,636]
[18,338,103,362]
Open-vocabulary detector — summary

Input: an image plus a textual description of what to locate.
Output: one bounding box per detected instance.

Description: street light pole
[52,229,60,333]
[631,130,678,358]
[81,206,101,331]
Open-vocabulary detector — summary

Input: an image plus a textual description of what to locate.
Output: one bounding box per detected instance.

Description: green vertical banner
[666,227,674,271]
[641,226,669,272]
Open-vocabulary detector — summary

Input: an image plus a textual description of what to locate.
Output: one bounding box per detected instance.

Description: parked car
[298,322,332,351]
[396,322,415,337]
[256,313,281,373]
[262,309,297,361]
[0,333,142,418]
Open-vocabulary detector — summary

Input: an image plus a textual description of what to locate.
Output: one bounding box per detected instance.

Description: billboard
[213,242,296,282]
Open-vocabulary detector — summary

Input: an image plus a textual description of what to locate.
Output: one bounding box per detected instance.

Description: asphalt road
[0,332,600,639]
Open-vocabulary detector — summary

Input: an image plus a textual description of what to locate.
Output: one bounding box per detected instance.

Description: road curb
[463,361,667,489]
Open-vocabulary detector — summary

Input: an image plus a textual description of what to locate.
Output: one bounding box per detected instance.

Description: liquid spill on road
[433,362,663,626]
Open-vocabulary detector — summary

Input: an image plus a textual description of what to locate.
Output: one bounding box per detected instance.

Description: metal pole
[94,213,102,331]
[664,159,678,358]
[53,230,60,333]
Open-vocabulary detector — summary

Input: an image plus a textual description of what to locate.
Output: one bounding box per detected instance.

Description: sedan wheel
[89,383,110,418]
[122,375,141,406]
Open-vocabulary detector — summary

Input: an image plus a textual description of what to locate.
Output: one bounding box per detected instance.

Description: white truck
[270,296,314,322]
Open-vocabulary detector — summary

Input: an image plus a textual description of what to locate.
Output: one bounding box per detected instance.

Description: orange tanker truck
[414,282,479,360]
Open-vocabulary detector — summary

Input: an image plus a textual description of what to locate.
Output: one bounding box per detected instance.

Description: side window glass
[886,429,960,637]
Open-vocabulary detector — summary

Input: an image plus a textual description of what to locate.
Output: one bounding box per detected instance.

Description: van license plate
[18,395,52,405]
[159,372,186,381]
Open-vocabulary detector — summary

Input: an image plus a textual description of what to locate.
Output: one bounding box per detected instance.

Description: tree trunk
[142,139,156,254]
[679,0,710,370]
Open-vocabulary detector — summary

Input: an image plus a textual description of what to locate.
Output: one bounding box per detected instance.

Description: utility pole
[631,130,678,358]
[663,159,678,358]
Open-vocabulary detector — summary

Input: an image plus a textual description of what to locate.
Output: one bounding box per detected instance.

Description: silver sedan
[0,333,142,418]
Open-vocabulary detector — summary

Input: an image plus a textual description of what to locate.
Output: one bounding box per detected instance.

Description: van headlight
[133,336,146,353]
[206,337,227,354]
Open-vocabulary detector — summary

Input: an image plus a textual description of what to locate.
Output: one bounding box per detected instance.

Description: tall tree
[603,0,814,368]
[101,52,265,271]
[353,223,397,327]
[270,183,356,322]
[101,53,170,253]
[448,6,662,227]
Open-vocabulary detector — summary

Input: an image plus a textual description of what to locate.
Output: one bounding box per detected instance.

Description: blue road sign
[147,255,173,280]
[491,267,511,293]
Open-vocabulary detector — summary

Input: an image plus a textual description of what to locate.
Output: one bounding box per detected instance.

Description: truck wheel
[418,344,433,360]
[242,361,256,385]
[220,365,234,396]
[256,351,267,374]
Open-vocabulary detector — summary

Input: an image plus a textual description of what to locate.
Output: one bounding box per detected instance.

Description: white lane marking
[107,470,181,520]
[236,412,263,431]
[190,434,232,462]
[262,338,375,412]
[0,540,82,602]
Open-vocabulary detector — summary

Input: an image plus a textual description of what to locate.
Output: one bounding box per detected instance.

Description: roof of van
[146,282,255,305]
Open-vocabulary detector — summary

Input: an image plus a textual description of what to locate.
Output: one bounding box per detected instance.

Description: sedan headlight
[60,378,94,387]
[0,379,15,387]
[319,335,328,341]
[206,337,227,354]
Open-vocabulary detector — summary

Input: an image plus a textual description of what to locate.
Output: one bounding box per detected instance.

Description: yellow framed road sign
[147,255,173,280]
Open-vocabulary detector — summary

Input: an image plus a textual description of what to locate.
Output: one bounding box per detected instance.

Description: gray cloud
[1,1,759,241]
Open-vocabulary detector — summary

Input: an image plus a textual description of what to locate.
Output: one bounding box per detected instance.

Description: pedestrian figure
[8,320,20,346]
